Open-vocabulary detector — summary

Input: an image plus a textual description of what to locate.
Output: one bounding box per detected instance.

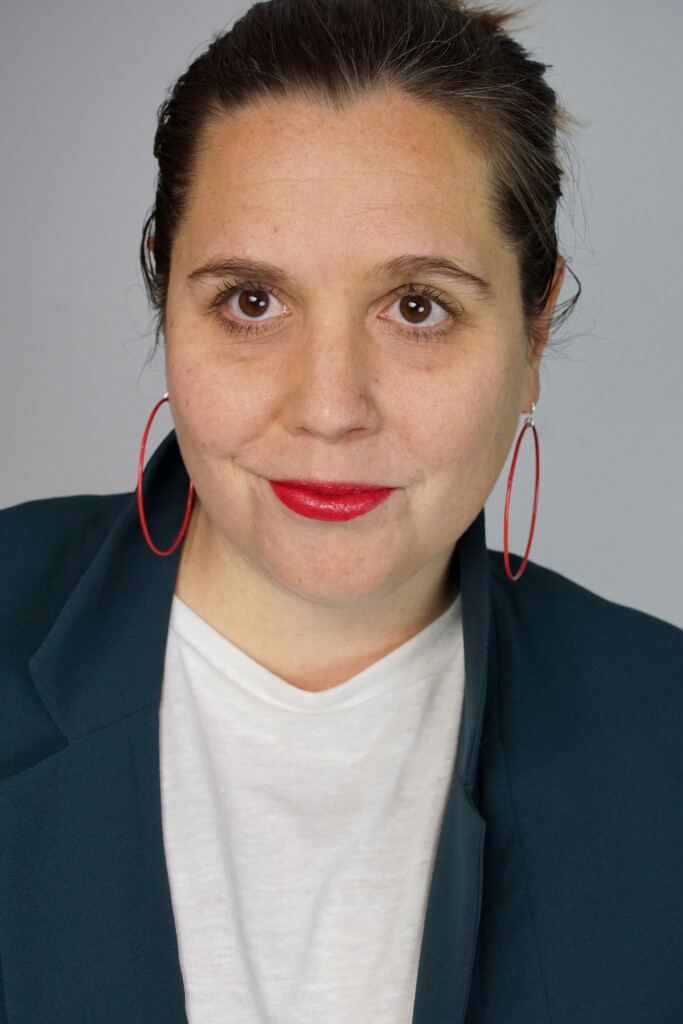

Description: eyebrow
[188,253,493,298]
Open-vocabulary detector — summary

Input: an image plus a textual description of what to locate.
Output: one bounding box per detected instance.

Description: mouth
[267,480,397,521]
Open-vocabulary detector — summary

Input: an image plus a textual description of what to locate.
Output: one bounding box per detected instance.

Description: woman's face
[165,90,557,609]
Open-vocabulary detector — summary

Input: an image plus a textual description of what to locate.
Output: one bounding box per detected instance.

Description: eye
[210,280,289,334]
[380,283,461,339]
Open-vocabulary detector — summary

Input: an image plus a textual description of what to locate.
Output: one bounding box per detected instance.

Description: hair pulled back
[141,0,578,345]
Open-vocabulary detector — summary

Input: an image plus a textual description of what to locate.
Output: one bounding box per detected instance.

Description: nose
[280,320,381,443]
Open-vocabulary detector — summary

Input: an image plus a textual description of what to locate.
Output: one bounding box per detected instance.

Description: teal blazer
[1,432,682,1023]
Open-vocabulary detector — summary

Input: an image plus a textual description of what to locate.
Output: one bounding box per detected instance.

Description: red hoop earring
[503,403,540,582]
[137,393,194,556]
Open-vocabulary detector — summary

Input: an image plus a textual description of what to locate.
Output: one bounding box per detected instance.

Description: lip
[271,479,392,495]
[268,480,396,521]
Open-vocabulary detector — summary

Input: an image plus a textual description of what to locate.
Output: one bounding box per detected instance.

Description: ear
[522,256,566,412]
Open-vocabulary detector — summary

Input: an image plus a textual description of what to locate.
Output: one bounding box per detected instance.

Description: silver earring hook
[525,401,536,427]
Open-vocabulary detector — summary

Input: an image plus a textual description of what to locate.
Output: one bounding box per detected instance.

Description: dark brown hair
[140,0,579,345]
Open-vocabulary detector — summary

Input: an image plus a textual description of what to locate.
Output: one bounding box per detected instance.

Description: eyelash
[208,279,461,342]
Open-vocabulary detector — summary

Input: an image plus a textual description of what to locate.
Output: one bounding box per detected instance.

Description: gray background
[1,0,681,629]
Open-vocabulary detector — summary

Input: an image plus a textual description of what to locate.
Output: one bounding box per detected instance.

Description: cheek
[394,350,523,486]
[165,342,278,466]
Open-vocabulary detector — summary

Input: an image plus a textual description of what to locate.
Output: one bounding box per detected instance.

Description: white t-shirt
[159,592,465,1024]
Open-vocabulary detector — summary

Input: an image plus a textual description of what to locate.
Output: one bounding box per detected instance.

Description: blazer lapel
[412,512,490,1024]
[0,433,190,1023]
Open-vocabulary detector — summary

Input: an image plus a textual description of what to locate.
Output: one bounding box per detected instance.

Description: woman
[1,0,681,1021]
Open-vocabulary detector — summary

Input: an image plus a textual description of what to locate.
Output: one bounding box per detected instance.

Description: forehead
[179,89,513,283]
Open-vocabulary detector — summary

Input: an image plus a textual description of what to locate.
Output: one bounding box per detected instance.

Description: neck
[173,504,459,692]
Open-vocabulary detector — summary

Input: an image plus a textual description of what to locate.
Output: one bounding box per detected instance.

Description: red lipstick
[268,480,396,521]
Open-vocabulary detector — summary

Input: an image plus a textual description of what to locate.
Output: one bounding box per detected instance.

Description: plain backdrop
[1,0,681,629]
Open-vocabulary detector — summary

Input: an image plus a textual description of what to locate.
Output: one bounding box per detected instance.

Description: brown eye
[237,288,270,317]
[381,286,454,336]
[398,294,432,325]
[213,282,288,334]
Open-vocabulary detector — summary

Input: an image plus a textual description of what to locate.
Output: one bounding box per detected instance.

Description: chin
[262,547,402,610]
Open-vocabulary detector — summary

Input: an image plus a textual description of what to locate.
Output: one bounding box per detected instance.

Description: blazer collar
[29,431,189,739]
[25,430,490,1024]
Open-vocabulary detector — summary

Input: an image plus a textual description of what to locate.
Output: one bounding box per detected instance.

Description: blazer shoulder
[488,548,683,655]
[1,491,128,576]
[487,548,683,753]
[0,490,132,637]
